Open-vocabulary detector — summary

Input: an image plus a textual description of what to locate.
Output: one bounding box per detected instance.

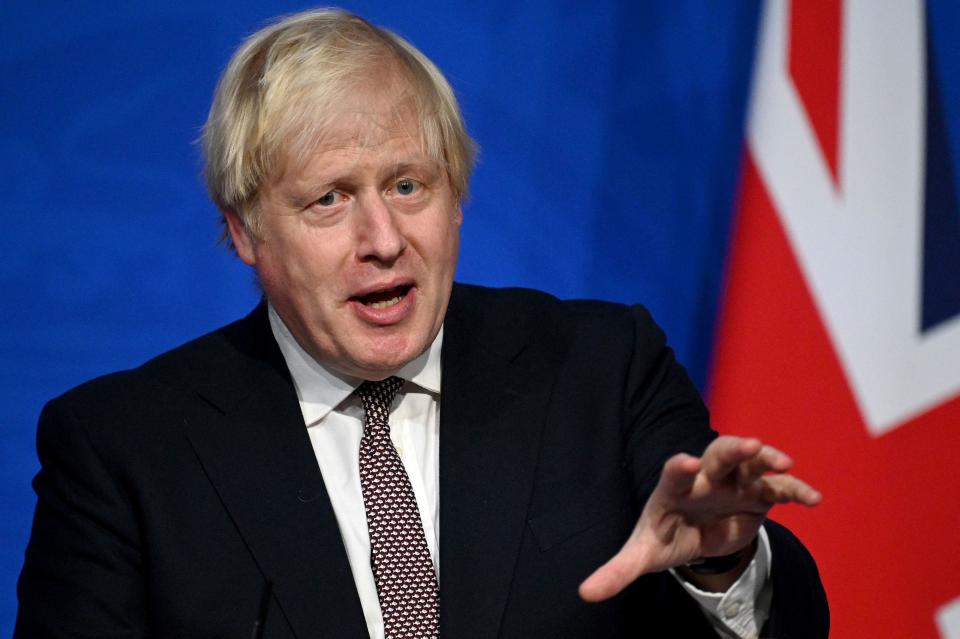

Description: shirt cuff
[668,526,772,639]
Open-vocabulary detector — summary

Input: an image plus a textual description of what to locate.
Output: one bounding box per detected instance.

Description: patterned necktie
[357,377,440,639]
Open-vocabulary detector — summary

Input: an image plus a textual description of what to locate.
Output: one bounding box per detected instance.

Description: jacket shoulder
[451,282,647,319]
[44,306,269,427]
[450,282,660,346]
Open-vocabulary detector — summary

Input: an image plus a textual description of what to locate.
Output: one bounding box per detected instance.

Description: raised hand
[578,436,821,601]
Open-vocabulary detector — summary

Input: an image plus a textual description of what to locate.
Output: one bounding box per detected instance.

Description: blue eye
[316,191,340,206]
[396,179,418,195]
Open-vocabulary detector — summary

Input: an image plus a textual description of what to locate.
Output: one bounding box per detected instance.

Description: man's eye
[395,179,419,196]
[316,191,341,206]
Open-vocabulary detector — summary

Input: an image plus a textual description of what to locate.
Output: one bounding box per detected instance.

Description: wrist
[684,551,745,575]
[677,538,758,592]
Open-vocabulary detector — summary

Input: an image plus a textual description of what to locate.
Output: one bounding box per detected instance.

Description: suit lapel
[181,306,368,638]
[439,286,559,639]
[177,290,557,638]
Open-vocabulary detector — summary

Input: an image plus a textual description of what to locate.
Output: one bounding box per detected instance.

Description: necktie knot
[357,377,404,433]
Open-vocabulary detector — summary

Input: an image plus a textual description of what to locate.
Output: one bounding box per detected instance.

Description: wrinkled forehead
[276,68,436,176]
[321,90,420,149]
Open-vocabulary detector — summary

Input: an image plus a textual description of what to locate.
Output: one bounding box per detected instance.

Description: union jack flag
[709,1,960,637]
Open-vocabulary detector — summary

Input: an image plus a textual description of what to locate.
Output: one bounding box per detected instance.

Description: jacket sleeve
[15,396,148,638]
[622,304,830,638]
[762,520,830,638]
[621,303,716,502]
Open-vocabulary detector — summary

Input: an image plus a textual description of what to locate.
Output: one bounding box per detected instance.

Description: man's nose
[355,195,407,263]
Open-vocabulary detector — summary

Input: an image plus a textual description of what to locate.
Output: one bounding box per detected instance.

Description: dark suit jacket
[16,284,828,638]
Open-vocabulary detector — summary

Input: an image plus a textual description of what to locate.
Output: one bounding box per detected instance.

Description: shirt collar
[268,304,443,427]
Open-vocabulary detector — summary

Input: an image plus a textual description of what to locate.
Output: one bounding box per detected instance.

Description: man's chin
[340,361,407,381]
[339,344,422,380]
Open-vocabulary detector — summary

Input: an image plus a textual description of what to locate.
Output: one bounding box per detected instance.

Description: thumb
[578,538,651,603]
[579,454,700,603]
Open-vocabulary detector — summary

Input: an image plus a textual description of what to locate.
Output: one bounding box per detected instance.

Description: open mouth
[352,284,413,309]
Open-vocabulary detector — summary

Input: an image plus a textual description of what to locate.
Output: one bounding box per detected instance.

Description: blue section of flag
[921,23,960,332]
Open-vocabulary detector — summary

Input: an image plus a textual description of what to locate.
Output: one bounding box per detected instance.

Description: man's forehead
[266,121,440,199]
[317,107,421,149]
[278,83,429,166]
[301,137,434,178]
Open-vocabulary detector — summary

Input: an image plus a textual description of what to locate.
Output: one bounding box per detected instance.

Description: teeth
[367,296,402,309]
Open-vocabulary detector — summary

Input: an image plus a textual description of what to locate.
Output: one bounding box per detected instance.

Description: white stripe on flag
[938,597,960,639]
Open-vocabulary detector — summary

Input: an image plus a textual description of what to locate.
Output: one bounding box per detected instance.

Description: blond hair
[202,8,476,242]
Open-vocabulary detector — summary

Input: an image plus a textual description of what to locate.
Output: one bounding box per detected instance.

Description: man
[16,8,828,638]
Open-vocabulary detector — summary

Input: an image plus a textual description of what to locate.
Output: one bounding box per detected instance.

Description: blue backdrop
[3,2,955,633]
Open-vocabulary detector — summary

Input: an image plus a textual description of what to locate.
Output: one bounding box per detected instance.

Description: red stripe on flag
[788,0,842,187]
[710,156,960,638]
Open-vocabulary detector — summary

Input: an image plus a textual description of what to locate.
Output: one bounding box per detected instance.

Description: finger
[760,474,822,506]
[657,453,701,497]
[737,444,793,485]
[700,436,762,482]
[578,540,650,603]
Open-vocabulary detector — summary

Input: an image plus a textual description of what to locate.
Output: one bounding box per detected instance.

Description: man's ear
[223,208,256,266]
[454,205,463,227]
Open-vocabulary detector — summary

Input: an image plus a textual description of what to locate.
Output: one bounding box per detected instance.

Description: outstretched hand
[579,436,821,602]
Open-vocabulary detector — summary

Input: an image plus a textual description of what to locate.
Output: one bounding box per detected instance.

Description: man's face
[227,88,461,380]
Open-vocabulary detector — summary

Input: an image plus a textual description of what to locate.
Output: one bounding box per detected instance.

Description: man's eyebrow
[388,160,441,179]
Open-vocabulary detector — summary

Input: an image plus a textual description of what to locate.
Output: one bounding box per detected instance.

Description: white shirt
[269,305,771,638]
